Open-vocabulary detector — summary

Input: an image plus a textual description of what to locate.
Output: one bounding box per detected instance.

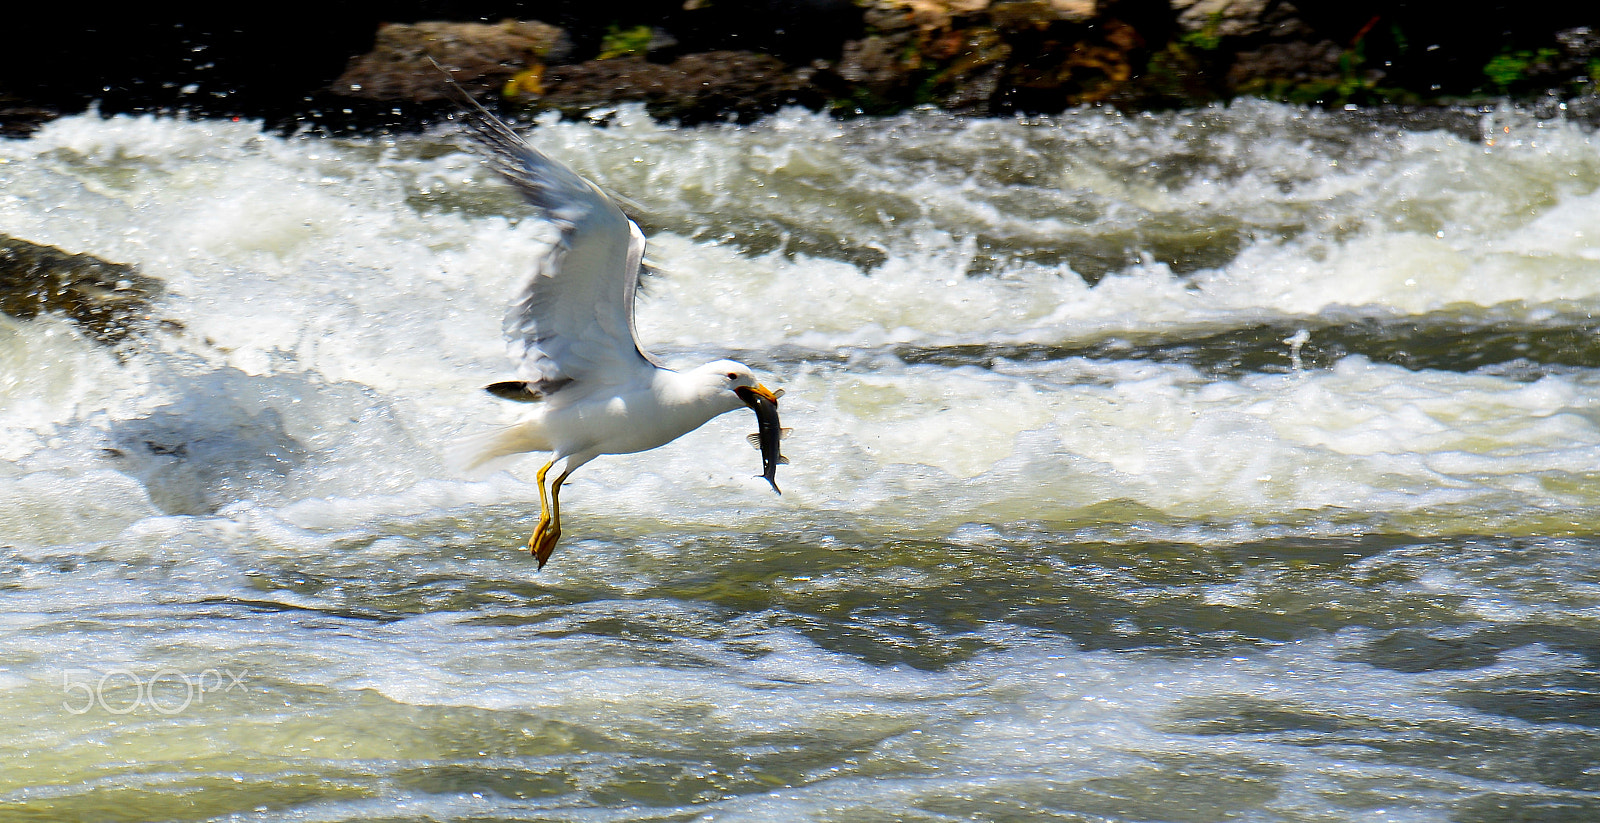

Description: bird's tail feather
[446,419,552,475]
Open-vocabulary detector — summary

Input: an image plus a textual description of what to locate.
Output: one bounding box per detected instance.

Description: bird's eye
[726,372,738,380]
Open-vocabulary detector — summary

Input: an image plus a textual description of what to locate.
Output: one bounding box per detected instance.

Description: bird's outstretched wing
[445,79,661,397]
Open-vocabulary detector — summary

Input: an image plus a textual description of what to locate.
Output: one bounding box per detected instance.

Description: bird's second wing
[451,86,660,395]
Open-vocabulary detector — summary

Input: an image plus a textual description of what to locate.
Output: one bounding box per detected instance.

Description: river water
[2,100,1599,821]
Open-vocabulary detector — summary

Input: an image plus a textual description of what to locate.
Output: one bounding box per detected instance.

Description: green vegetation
[1180,13,1224,52]
[1223,20,1415,107]
[1483,47,1558,93]
[598,24,654,60]
[828,86,900,117]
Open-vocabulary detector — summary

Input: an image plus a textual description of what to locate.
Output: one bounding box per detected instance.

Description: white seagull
[446,84,785,569]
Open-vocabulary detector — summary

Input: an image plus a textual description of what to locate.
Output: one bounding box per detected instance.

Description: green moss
[828,86,903,116]
[1137,41,1217,106]
[598,24,653,60]
[1483,47,1559,92]
[1233,34,1419,108]
[1482,51,1527,91]
[1180,13,1224,52]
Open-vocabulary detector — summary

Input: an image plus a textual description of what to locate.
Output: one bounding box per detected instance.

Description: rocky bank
[3,2,1599,136]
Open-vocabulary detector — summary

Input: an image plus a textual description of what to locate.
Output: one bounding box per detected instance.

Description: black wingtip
[485,380,543,403]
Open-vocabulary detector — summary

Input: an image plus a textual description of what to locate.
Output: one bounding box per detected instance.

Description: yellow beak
[735,383,780,409]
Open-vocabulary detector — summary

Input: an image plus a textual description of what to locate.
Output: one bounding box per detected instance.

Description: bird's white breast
[543,369,740,457]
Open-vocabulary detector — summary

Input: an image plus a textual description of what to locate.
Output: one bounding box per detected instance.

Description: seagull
[443,81,785,569]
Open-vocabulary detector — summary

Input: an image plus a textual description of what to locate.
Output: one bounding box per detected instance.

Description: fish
[738,389,788,494]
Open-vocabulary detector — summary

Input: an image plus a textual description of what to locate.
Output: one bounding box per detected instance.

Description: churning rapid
[2,100,1599,820]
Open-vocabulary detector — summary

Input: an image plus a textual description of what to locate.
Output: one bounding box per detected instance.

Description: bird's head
[686,359,787,493]
[692,359,780,413]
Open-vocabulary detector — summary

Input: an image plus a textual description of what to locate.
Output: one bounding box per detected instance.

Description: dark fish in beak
[735,383,787,494]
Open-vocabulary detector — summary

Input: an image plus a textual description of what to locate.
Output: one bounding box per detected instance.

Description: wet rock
[1171,0,1313,41]
[863,0,992,32]
[929,27,1015,111]
[331,20,573,101]
[1049,0,1097,24]
[1557,26,1600,60]
[1001,18,1144,109]
[529,52,814,124]
[989,0,1097,29]
[8,4,1600,133]
[0,95,60,138]
[1227,40,1346,92]
[1153,1,1371,105]
[0,236,162,344]
[834,1,1021,113]
[834,34,923,103]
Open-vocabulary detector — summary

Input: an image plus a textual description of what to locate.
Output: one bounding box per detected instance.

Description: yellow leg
[528,461,572,569]
[527,459,556,565]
